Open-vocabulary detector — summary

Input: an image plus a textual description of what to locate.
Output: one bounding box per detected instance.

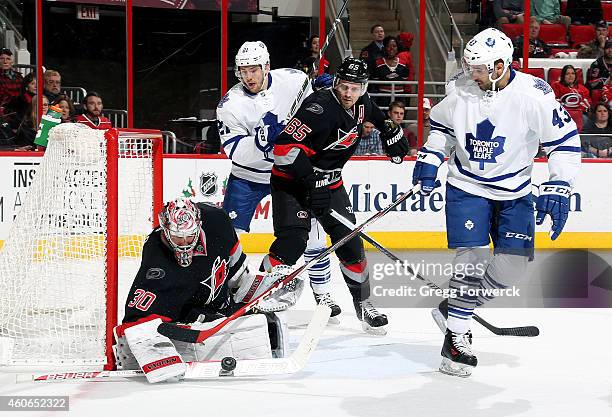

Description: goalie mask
[158,197,202,267]
[462,27,513,91]
[234,41,270,92]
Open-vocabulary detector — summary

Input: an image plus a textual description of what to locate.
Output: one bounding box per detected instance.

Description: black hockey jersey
[121,203,246,326]
[272,89,387,188]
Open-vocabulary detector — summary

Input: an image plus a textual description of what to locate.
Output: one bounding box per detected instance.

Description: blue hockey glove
[412,148,443,195]
[535,180,571,241]
[312,73,333,90]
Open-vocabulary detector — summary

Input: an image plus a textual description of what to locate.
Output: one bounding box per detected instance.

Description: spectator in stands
[295,35,330,76]
[493,0,525,25]
[551,65,592,131]
[52,94,75,123]
[3,72,35,131]
[0,48,24,109]
[14,94,48,151]
[583,21,610,58]
[397,32,414,53]
[566,0,603,26]
[43,70,62,103]
[586,40,612,90]
[600,76,612,105]
[74,91,112,130]
[405,97,433,156]
[372,36,414,106]
[531,0,571,28]
[581,102,612,157]
[354,121,383,155]
[360,24,385,75]
[512,17,552,60]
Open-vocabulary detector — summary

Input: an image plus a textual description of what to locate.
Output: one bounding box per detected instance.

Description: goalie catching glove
[535,180,571,241]
[379,119,409,163]
[233,264,295,304]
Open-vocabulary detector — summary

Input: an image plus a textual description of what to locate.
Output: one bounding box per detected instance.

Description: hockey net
[0,124,162,369]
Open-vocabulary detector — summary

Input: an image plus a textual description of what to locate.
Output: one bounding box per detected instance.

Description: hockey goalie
[113,197,290,383]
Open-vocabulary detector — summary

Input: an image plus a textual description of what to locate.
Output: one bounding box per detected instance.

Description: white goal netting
[0,124,159,368]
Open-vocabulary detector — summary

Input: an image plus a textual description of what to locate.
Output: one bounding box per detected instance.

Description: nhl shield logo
[200,172,218,196]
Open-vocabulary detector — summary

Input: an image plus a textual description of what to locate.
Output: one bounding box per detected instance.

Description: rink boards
[0,154,610,252]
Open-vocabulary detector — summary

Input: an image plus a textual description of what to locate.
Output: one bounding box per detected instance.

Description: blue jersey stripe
[541,130,579,147]
[232,161,272,174]
[454,156,530,182]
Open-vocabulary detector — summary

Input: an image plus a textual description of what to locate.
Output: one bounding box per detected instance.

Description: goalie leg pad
[178,314,279,362]
[123,318,186,383]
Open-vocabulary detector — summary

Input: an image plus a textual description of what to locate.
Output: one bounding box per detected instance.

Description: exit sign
[76,5,99,20]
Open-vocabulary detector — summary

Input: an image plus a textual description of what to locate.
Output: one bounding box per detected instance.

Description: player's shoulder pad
[511,70,554,99]
[300,88,335,112]
[217,83,247,111]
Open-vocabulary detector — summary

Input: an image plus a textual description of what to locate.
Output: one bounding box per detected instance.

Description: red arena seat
[539,24,569,47]
[501,23,523,40]
[604,2,612,23]
[569,25,596,47]
[522,67,546,80]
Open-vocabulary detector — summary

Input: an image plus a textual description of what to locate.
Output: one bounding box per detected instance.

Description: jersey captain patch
[465,119,506,170]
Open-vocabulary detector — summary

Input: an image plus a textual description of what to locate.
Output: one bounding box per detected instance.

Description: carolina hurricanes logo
[332,127,359,149]
[559,92,584,109]
[200,256,228,302]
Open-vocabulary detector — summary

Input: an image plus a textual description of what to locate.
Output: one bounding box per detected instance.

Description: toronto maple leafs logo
[217,93,230,109]
[465,119,506,170]
[254,111,283,156]
[533,78,553,94]
[485,38,495,48]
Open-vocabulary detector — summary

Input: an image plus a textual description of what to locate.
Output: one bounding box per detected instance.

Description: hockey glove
[233,264,294,304]
[412,148,443,195]
[266,122,286,145]
[535,180,571,241]
[312,73,333,90]
[304,172,332,217]
[379,119,409,164]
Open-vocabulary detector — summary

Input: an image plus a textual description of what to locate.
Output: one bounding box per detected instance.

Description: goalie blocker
[116,197,289,383]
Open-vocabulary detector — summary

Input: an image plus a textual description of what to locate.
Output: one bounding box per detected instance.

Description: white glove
[123,318,187,383]
[233,265,294,304]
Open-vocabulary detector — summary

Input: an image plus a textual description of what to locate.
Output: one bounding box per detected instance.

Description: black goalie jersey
[121,203,247,325]
[272,89,387,188]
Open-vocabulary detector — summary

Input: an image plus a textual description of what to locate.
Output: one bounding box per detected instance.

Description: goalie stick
[18,304,332,383]
[329,209,540,338]
[286,0,349,120]
[157,183,424,344]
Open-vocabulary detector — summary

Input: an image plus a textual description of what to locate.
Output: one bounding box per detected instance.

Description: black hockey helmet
[335,57,369,83]
[334,57,369,96]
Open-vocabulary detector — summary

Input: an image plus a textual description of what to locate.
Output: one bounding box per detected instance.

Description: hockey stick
[19,305,331,383]
[286,0,350,120]
[329,209,540,337]
[157,183,423,344]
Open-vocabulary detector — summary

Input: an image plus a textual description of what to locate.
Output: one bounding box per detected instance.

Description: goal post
[0,124,163,370]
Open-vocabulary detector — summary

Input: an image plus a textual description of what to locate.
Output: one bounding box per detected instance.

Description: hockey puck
[221,356,237,372]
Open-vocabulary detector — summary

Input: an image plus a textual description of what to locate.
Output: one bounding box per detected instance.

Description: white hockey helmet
[462,28,514,88]
[158,197,202,267]
[234,41,270,81]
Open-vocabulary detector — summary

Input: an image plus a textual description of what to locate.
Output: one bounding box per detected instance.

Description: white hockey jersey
[216,68,313,183]
[423,69,581,200]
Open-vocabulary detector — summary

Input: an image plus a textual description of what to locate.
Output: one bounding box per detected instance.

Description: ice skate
[439,329,477,378]
[313,292,341,324]
[431,299,472,344]
[353,298,388,336]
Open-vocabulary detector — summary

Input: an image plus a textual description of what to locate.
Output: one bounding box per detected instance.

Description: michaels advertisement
[0,156,608,248]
